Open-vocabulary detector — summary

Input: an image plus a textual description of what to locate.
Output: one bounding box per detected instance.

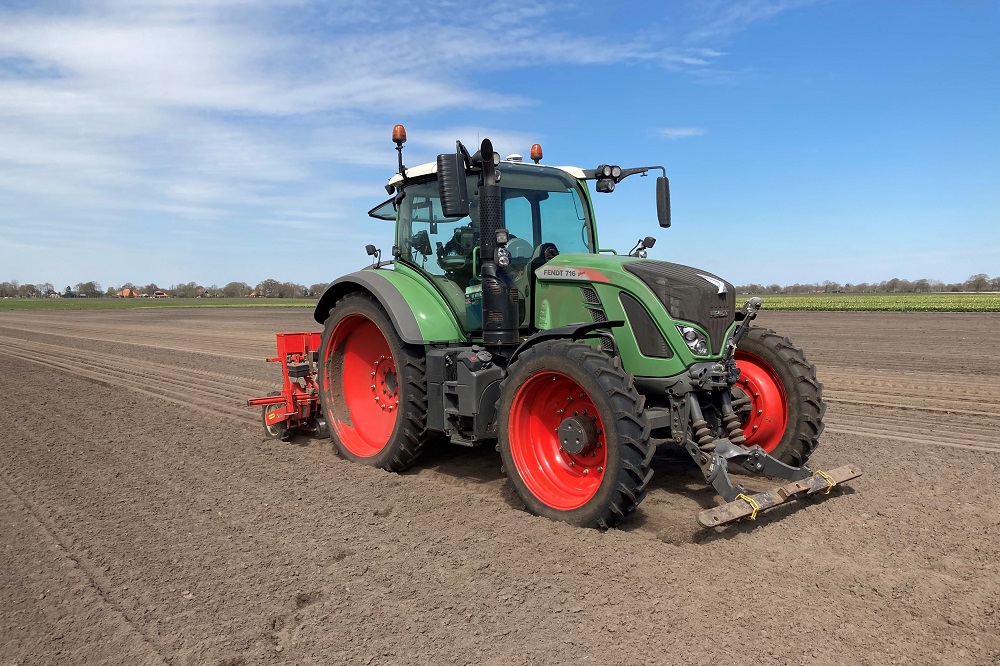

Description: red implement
[247,332,328,440]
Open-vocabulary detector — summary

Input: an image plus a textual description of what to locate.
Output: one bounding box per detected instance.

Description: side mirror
[656,176,671,228]
[437,152,469,218]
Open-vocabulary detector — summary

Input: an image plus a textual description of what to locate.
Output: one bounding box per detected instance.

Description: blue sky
[1,0,997,290]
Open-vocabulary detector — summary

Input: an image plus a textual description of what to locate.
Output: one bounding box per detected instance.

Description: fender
[508,320,625,364]
[313,268,466,344]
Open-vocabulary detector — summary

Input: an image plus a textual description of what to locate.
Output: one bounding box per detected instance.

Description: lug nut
[583,469,589,475]
[597,466,603,472]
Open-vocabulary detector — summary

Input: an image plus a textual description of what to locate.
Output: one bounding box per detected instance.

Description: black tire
[261,391,288,440]
[497,340,653,528]
[317,292,430,471]
[734,326,825,467]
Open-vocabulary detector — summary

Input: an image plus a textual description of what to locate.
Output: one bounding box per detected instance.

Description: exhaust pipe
[476,140,519,346]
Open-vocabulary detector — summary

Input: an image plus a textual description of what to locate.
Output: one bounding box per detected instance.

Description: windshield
[397,165,593,275]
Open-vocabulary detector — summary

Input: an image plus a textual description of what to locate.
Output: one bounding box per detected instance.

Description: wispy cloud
[685,0,826,42]
[659,127,706,140]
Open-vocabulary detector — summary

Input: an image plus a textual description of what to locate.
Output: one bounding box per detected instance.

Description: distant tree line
[0,279,330,299]
[736,274,1000,295]
[3,272,998,300]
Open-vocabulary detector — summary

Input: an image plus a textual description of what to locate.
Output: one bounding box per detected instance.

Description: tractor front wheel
[498,340,653,528]
[318,293,430,471]
[733,326,825,467]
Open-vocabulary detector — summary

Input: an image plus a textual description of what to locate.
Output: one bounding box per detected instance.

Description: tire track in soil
[0,469,170,665]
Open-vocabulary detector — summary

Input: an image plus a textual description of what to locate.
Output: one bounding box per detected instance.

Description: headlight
[677,325,709,355]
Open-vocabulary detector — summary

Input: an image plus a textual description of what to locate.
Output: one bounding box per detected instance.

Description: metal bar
[697,465,863,528]
[247,396,286,407]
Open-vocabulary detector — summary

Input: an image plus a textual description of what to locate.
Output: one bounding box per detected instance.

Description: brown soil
[1,309,997,665]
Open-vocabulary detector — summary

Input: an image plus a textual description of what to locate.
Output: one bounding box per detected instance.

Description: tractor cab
[372,160,599,332]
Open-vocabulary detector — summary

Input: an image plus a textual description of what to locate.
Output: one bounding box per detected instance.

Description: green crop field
[747,292,1000,312]
[0,298,318,312]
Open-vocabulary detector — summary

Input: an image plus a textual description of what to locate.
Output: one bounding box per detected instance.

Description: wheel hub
[372,355,398,412]
[557,415,599,455]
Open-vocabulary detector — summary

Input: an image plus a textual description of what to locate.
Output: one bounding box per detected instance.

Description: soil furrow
[0,347,254,424]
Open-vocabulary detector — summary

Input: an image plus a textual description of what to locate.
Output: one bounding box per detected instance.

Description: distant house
[153,290,168,298]
[117,288,140,298]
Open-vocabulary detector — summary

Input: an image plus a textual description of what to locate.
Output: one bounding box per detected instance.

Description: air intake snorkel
[437,138,519,346]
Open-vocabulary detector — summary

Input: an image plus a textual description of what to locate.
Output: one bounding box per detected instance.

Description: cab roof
[387,160,587,187]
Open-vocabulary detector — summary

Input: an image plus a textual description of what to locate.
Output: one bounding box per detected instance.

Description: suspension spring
[721,391,747,446]
[686,394,717,452]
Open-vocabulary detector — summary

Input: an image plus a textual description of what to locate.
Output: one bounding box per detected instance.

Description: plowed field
[1,309,998,665]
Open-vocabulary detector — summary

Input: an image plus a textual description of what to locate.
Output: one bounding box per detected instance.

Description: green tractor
[311,125,860,528]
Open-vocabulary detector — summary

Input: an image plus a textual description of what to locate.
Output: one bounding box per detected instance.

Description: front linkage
[678,298,862,527]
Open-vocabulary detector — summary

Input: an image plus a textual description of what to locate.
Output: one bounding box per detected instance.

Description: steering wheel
[539,242,559,262]
[506,238,533,260]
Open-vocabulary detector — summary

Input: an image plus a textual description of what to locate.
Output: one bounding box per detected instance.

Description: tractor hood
[621,260,735,354]
[533,254,736,355]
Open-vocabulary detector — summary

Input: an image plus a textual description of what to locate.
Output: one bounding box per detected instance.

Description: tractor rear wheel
[318,293,430,471]
[733,326,825,467]
[498,340,653,528]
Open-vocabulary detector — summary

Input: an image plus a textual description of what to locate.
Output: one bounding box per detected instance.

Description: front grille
[623,261,735,355]
[620,293,673,358]
[589,308,608,323]
[598,333,616,352]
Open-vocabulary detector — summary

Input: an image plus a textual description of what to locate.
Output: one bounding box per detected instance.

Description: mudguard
[313,268,466,344]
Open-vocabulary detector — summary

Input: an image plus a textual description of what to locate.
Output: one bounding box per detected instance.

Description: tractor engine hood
[622,260,735,355]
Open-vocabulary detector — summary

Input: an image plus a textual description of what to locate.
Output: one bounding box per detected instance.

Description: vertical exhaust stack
[477,139,519,346]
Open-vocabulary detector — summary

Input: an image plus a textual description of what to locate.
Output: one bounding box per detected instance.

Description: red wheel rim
[324,314,398,457]
[507,371,607,510]
[734,351,788,452]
